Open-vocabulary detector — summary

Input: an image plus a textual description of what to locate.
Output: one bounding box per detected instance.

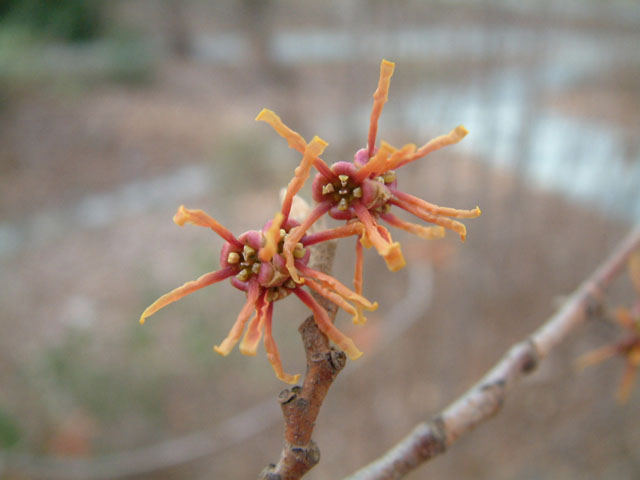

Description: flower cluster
[141,60,480,383]
[578,252,640,403]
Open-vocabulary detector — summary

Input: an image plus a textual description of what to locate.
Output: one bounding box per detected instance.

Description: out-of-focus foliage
[0,0,105,43]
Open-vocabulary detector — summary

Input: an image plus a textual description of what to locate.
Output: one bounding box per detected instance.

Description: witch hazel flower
[140,137,377,384]
[258,59,481,275]
[577,252,640,403]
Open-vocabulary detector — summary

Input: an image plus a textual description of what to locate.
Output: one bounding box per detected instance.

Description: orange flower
[140,139,377,384]
[258,59,481,278]
[577,252,640,403]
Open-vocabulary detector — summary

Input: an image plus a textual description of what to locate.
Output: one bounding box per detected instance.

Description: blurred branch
[345,226,640,480]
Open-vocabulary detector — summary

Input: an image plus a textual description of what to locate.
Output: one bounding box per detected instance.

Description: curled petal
[353,202,406,271]
[389,125,468,170]
[381,212,446,240]
[302,222,364,247]
[281,136,329,220]
[259,212,285,262]
[297,263,378,312]
[239,294,269,356]
[616,360,638,404]
[391,189,481,219]
[304,277,366,325]
[263,302,300,384]
[391,197,468,241]
[256,108,335,180]
[214,280,261,356]
[293,287,363,360]
[173,205,242,248]
[368,59,395,156]
[140,267,235,324]
[354,141,396,183]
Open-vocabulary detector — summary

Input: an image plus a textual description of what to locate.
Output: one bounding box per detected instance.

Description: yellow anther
[243,245,256,260]
[227,252,240,264]
[236,269,250,281]
[352,187,363,198]
[293,243,307,259]
[322,183,335,195]
[251,262,261,274]
[382,171,396,183]
[339,174,349,187]
[338,198,349,211]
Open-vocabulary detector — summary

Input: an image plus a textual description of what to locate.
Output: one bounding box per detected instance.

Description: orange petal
[353,202,406,271]
[616,361,638,404]
[173,205,242,248]
[297,263,378,312]
[575,344,619,370]
[381,212,446,240]
[256,108,335,180]
[239,294,269,356]
[368,59,395,156]
[302,222,364,247]
[354,141,396,183]
[263,303,300,384]
[214,280,261,356]
[294,287,363,360]
[283,202,332,282]
[389,125,468,170]
[392,189,481,219]
[391,196,467,241]
[281,136,328,220]
[304,277,365,325]
[140,267,235,324]
[259,212,285,262]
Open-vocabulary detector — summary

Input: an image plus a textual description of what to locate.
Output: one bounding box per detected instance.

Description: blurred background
[1,0,639,479]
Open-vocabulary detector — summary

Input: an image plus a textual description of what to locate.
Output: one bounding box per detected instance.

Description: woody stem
[260,238,345,480]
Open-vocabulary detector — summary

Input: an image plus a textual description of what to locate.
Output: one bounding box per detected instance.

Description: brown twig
[345,226,640,480]
[260,238,345,480]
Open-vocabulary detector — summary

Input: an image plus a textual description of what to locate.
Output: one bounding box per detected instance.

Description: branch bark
[345,226,640,480]
[260,239,344,480]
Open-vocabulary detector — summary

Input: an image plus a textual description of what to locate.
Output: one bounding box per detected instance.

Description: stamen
[339,174,349,187]
[322,183,335,195]
[243,245,256,260]
[352,187,363,198]
[227,252,240,264]
[236,269,250,282]
[338,198,349,211]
